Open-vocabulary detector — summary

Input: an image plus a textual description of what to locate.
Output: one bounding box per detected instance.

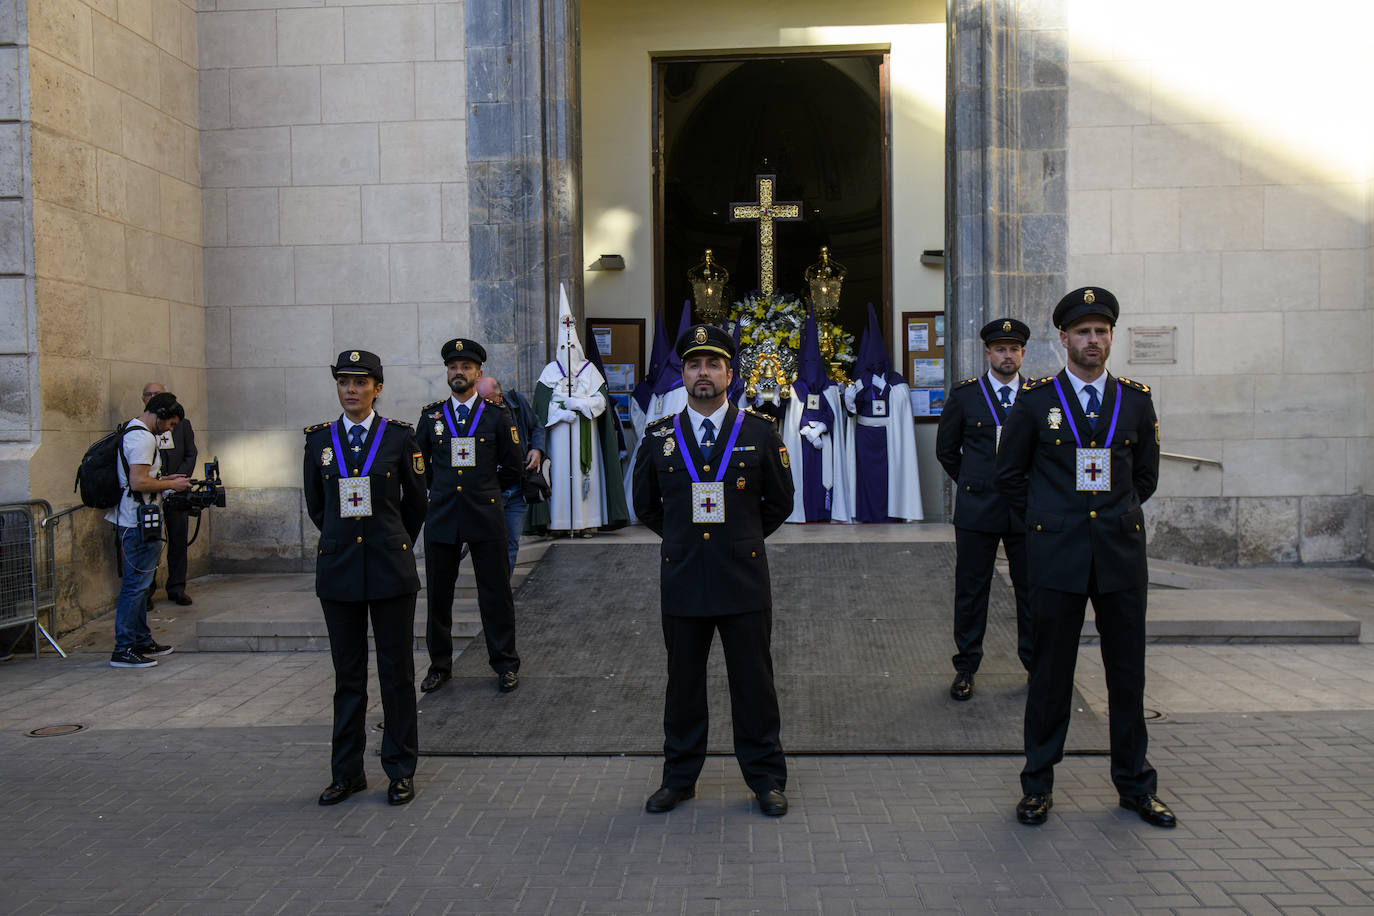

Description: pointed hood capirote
[538,284,605,397]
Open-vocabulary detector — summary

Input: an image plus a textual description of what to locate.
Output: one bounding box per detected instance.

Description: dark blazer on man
[414,398,523,545]
[994,370,1159,595]
[504,389,546,463]
[936,376,1021,533]
[633,405,793,617]
[158,418,198,478]
[303,417,427,601]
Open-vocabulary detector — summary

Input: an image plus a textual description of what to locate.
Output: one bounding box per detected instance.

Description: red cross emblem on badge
[561,315,575,329]
[699,496,716,514]
[347,492,364,507]
[457,446,470,461]
[1084,461,1103,482]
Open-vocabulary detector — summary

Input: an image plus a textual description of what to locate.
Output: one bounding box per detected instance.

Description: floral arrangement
[726,292,858,383]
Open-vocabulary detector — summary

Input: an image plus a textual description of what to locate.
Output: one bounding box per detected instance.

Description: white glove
[843,385,858,413]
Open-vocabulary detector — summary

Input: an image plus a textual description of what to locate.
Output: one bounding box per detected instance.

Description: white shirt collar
[450,392,479,413]
[341,411,375,432]
[986,371,1019,405]
[1065,367,1105,400]
[685,401,730,445]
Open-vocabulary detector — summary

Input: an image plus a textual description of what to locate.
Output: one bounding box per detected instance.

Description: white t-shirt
[104,419,162,528]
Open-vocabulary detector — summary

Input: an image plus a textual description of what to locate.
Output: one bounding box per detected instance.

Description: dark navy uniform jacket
[414,397,523,544]
[632,405,794,618]
[935,375,1023,533]
[994,371,1160,595]
[304,417,427,602]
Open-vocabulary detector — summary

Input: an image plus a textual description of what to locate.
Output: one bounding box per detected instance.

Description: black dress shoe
[388,777,415,806]
[168,591,193,606]
[1119,793,1177,828]
[499,670,519,693]
[420,671,450,693]
[757,788,788,817]
[644,786,694,813]
[950,672,974,701]
[1016,793,1052,825]
[318,776,367,806]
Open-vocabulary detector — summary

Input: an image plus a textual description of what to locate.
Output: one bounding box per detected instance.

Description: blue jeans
[502,485,527,575]
[115,526,163,651]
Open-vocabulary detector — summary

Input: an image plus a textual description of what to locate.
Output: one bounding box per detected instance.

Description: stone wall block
[1283,311,1370,377]
[294,244,390,304]
[198,68,230,130]
[1020,213,1067,273]
[1300,495,1365,564]
[1141,251,1220,313]
[466,45,510,103]
[1254,374,1363,439]
[440,181,469,241]
[361,184,439,243]
[205,367,286,429]
[1110,188,1178,253]
[201,189,227,247]
[229,305,334,368]
[209,486,303,571]
[1192,312,1281,376]
[1154,374,1252,440]
[332,303,418,366]
[204,306,230,367]
[226,186,279,246]
[125,231,196,303]
[1221,437,1346,498]
[230,66,322,128]
[1066,126,1131,190]
[159,173,201,245]
[93,12,160,106]
[380,120,463,183]
[198,10,276,70]
[415,61,464,120]
[279,186,360,246]
[417,300,471,358]
[1066,253,1143,305]
[30,128,96,213]
[1320,249,1366,310]
[30,0,94,72]
[204,246,294,306]
[159,50,198,125]
[201,126,292,188]
[322,62,413,123]
[290,123,379,185]
[1017,89,1064,151]
[344,6,434,64]
[464,0,508,49]
[1220,251,1319,312]
[0,46,20,121]
[0,278,23,353]
[434,2,464,60]
[1264,184,1367,251]
[1067,59,1150,127]
[278,8,344,66]
[1179,187,1263,251]
[1236,496,1300,565]
[1145,495,1237,566]
[1131,123,1241,189]
[466,102,511,161]
[390,242,466,303]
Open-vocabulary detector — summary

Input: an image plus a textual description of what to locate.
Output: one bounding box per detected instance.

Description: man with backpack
[106,392,193,668]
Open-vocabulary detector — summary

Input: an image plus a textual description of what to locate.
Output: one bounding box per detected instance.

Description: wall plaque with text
[1128,326,1177,364]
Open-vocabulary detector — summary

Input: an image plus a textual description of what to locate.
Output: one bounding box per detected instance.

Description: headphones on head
[147,393,180,420]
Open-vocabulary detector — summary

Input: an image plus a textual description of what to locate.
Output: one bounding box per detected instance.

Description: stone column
[467,0,583,392]
[946,0,1068,380]
[0,0,33,500]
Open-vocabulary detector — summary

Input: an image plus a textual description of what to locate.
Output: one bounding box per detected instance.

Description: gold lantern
[804,246,845,322]
[688,249,730,323]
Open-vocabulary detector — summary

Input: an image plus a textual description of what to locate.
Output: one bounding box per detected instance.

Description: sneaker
[135,641,174,658]
[110,648,158,669]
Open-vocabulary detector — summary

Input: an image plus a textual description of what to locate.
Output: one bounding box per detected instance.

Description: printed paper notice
[907,323,929,352]
[909,358,945,388]
[603,362,636,391]
[592,328,613,356]
[909,388,945,418]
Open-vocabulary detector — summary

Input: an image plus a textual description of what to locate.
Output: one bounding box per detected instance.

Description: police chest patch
[511,426,520,445]
[412,452,425,474]
[779,446,790,469]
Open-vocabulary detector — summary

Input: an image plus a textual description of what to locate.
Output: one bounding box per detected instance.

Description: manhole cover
[27,724,86,737]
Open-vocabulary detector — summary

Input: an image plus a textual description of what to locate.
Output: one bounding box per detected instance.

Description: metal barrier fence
[0,500,66,658]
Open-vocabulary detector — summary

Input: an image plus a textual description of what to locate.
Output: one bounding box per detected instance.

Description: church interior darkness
[656,54,888,341]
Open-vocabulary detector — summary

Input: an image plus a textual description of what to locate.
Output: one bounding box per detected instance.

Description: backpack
[74,424,136,509]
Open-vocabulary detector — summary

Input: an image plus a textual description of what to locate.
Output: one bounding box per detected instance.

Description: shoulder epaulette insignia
[422,400,444,413]
[1021,377,1049,391]
[1118,377,1151,394]
[304,422,330,434]
[954,377,979,389]
[388,418,413,429]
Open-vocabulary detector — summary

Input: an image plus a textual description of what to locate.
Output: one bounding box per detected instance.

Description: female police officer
[304,350,427,806]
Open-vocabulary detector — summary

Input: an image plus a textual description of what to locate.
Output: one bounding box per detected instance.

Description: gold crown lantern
[688,249,730,324]
[805,247,845,322]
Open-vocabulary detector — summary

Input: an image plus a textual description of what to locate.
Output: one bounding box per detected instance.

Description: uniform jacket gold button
[1125,439,1130,445]
[1090,441,1097,447]
[1090,510,1097,519]
[703,464,711,472]
[456,486,462,491]
[356,536,363,543]
[1036,524,1043,531]
[966,485,971,491]
[1135,524,1141,531]
[751,551,757,557]
[1055,439,1061,445]
[702,532,710,540]
[490,498,496,503]
[976,421,982,427]
[402,544,408,550]
[457,470,463,475]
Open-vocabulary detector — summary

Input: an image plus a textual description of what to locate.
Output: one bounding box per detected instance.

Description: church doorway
[652,52,891,344]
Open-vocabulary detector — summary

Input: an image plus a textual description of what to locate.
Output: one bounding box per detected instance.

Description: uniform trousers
[661,609,786,794]
[424,535,518,676]
[162,507,189,595]
[952,527,1032,673]
[1021,567,1156,797]
[320,593,418,782]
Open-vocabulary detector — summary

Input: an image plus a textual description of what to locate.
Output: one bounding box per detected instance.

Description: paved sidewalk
[2,545,1374,913]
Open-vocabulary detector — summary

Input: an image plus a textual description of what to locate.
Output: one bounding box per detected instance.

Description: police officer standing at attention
[995,287,1175,829]
[415,338,524,695]
[304,350,427,806]
[935,318,1033,701]
[633,325,795,817]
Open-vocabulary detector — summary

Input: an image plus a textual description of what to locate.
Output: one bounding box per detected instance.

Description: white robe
[842,377,924,522]
[538,365,610,531]
[779,385,849,523]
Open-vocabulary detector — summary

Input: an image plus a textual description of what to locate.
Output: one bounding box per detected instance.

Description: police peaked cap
[332,349,383,383]
[980,317,1031,346]
[675,324,735,361]
[1053,286,1120,330]
[441,337,487,364]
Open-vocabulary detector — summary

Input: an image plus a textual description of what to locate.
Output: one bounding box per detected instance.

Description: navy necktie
[456,403,470,424]
[1084,385,1101,431]
[348,424,365,452]
[700,419,716,450]
[998,385,1012,408]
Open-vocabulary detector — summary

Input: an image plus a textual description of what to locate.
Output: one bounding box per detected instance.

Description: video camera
[164,458,227,516]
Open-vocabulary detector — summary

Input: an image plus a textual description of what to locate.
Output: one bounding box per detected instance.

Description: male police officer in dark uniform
[995,287,1176,829]
[415,338,524,695]
[304,349,427,806]
[936,318,1033,701]
[633,324,795,817]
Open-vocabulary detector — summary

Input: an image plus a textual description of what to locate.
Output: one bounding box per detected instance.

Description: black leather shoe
[757,789,788,817]
[420,671,450,693]
[645,786,694,813]
[388,777,415,806]
[499,670,519,693]
[318,776,366,806]
[1119,793,1177,828]
[950,672,974,701]
[1016,793,1052,825]
[168,591,193,606]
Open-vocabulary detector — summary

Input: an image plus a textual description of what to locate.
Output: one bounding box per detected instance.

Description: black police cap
[675,324,735,361]
[1053,286,1120,330]
[441,338,487,364]
[332,349,383,383]
[980,317,1030,346]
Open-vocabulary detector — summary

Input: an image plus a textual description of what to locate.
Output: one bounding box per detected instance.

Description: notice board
[901,310,946,422]
[585,318,644,428]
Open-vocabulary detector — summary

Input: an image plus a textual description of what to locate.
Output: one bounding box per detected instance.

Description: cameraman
[142,382,197,606]
[107,392,191,669]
